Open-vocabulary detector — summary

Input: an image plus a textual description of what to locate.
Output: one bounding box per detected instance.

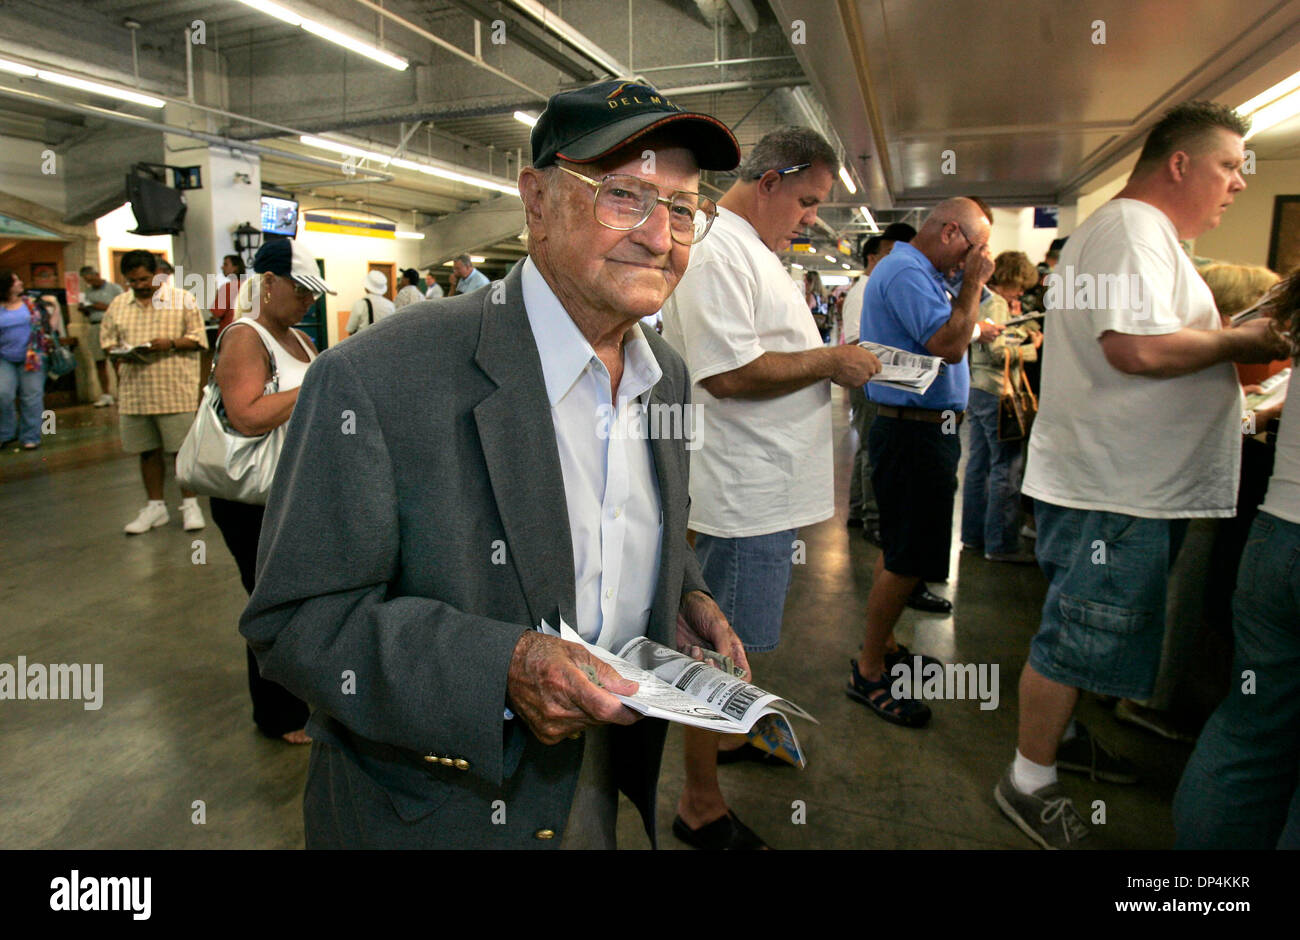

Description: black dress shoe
[905,584,952,614]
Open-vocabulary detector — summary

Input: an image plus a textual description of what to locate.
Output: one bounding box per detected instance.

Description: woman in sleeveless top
[210,239,331,745]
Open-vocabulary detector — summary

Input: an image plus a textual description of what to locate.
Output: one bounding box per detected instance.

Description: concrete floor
[0,391,1192,849]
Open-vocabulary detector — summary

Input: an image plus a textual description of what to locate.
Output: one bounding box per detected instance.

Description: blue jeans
[1173,511,1300,848]
[0,357,45,445]
[694,529,798,653]
[961,388,1023,553]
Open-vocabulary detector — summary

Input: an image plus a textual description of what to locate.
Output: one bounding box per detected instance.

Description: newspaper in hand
[544,621,816,741]
[858,341,945,395]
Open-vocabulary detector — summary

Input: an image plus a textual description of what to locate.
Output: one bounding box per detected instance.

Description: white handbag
[175,323,283,505]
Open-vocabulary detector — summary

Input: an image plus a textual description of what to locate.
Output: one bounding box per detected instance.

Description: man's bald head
[913,197,991,276]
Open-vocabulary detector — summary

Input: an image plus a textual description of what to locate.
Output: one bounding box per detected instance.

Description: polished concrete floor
[0,391,1192,849]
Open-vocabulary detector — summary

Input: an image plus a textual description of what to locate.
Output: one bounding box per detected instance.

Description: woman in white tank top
[208,238,332,746]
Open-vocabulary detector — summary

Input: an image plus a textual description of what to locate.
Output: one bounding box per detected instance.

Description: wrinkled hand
[830,345,882,388]
[1031,329,1044,349]
[977,320,1004,343]
[676,591,751,681]
[1231,316,1292,364]
[147,337,172,351]
[505,631,640,745]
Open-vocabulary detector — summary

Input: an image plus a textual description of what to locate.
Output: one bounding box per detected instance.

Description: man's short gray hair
[454,253,473,266]
[735,126,839,180]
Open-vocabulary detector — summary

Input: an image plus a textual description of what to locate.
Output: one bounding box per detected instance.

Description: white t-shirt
[661,206,833,538]
[1022,198,1243,518]
[841,275,867,344]
[395,285,425,309]
[1260,361,1300,525]
[345,293,396,335]
[425,282,444,300]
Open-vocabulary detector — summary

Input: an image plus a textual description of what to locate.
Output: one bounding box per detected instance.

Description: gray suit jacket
[239,262,708,848]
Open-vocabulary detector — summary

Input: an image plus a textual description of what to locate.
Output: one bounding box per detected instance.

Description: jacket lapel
[643,380,682,648]
[471,266,577,630]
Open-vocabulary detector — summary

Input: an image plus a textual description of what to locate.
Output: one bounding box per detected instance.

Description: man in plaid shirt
[100,250,209,534]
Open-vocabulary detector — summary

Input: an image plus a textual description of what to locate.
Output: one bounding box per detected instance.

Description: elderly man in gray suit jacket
[240,80,747,849]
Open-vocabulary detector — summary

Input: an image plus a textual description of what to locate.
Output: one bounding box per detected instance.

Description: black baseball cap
[531,79,740,171]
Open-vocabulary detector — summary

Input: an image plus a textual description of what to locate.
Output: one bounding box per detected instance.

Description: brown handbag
[997,346,1038,441]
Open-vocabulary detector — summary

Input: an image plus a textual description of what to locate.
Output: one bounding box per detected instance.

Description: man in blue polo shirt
[848,197,995,728]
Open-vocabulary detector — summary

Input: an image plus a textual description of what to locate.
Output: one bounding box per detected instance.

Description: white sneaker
[124,503,169,534]
[181,500,206,531]
[93,394,114,408]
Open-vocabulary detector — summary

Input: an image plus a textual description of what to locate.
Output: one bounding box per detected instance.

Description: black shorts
[868,415,961,581]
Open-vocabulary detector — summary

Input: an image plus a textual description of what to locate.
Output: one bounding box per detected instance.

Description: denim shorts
[1028,500,1187,699]
[694,528,798,653]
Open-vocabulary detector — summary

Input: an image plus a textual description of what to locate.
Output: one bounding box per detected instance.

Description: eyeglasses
[556,165,718,245]
[752,162,810,180]
[291,282,320,301]
[954,223,984,250]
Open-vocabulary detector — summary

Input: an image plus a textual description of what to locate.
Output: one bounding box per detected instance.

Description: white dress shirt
[521,257,664,652]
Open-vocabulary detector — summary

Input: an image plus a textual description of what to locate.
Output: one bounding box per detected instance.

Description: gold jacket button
[439,757,455,766]
[534,829,555,840]
[454,759,469,771]
[423,755,439,763]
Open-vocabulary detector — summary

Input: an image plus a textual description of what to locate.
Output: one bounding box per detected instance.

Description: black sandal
[672,811,770,850]
[845,659,931,728]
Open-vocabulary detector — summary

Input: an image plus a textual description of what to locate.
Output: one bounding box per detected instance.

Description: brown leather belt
[877,404,965,425]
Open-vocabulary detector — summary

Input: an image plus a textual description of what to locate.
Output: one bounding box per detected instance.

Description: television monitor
[260,195,299,237]
[126,171,186,236]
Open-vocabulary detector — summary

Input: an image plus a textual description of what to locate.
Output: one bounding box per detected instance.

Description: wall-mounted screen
[260,195,299,236]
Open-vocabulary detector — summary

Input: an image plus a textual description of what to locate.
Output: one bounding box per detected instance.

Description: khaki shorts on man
[119,412,195,454]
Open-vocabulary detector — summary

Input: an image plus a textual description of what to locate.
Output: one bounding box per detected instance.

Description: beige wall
[1194,158,1300,270]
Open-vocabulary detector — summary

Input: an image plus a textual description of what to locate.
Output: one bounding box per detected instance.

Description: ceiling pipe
[499,0,631,77]
[348,0,548,101]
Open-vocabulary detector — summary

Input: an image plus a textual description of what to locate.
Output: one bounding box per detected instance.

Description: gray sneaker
[1057,721,1139,784]
[994,766,1091,850]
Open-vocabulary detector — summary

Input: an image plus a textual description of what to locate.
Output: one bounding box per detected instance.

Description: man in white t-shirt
[424,271,444,300]
[996,101,1291,850]
[662,126,881,849]
[345,270,396,336]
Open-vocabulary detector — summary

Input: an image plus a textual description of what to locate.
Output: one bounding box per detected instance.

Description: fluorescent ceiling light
[842,263,850,269]
[299,135,519,196]
[838,166,857,195]
[824,255,836,262]
[790,262,803,270]
[0,55,164,107]
[514,111,539,128]
[470,256,485,263]
[232,0,408,71]
[0,57,38,78]
[1239,70,1300,140]
[395,231,425,239]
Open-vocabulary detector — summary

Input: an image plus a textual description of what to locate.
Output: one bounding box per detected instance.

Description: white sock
[179,497,197,508]
[1061,718,1079,742]
[1012,749,1057,794]
[148,499,165,508]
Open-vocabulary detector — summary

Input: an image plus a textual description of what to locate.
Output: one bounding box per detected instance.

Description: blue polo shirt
[860,241,968,411]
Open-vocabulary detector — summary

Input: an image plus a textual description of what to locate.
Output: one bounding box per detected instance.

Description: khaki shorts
[120,411,195,454]
[85,321,106,362]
